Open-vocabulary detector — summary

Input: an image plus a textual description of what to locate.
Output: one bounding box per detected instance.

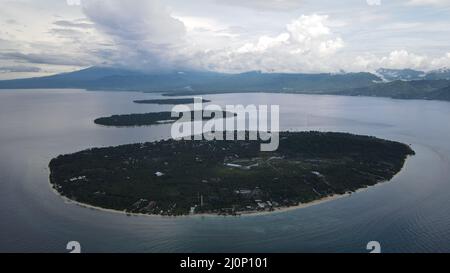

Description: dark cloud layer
[0,65,41,73]
[53,20,94,29]
[81,0,187,70]
[0,52,90,66]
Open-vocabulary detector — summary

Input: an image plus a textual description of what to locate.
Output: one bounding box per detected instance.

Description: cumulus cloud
[351,50,450,72]
[196,14,345,73]
[287,15,331,42]
[380,50,428,69]
[82,0,185,44]
[78,2,342,72]
[81,0,187,70]
[236,33,290,53]
[430,52,450,68]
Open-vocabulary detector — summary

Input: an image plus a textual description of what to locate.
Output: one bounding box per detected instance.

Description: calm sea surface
[1,89,450,253]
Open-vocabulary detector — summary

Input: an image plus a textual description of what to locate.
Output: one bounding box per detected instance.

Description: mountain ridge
[0,66,381,92]
[376,68,450,81]
[338,79,450,101]
[1,66,450,102]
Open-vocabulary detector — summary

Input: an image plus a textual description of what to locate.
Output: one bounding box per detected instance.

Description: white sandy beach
[51,185,360,218]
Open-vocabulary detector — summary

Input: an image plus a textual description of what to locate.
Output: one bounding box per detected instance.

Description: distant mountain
[0,67,222,91]
[425,68,450,80]
[338,79,450,101]
[376,68,426,81]
[184,71,381,93]
[3,66,450,101]
[376,68,450,82]
[0,66,381,93]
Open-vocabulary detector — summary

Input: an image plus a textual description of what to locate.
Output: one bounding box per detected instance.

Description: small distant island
[49,132,414,216]
[94,110,234,127]
[134,98,211,105]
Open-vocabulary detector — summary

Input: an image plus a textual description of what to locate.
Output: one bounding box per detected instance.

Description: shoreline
[49,154,413,219]
[49,180,382,219]
[49,149,414,219]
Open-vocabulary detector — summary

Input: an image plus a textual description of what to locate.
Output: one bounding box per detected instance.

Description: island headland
[133,98,211,105]
[94,110,235,127]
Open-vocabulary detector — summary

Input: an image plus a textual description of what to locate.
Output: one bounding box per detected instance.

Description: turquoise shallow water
[1,89,450,253]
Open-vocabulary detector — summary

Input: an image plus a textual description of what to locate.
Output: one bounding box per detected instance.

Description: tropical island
[94,110,234,127]
[133,98,211,105]
[49,131,414,216]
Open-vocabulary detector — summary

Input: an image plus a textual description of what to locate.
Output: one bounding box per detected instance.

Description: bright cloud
[352,50,450,71]
[215,14,345,72]
[237,33,290,53]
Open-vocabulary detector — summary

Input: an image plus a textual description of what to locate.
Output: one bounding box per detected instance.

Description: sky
[1,0,450,79]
